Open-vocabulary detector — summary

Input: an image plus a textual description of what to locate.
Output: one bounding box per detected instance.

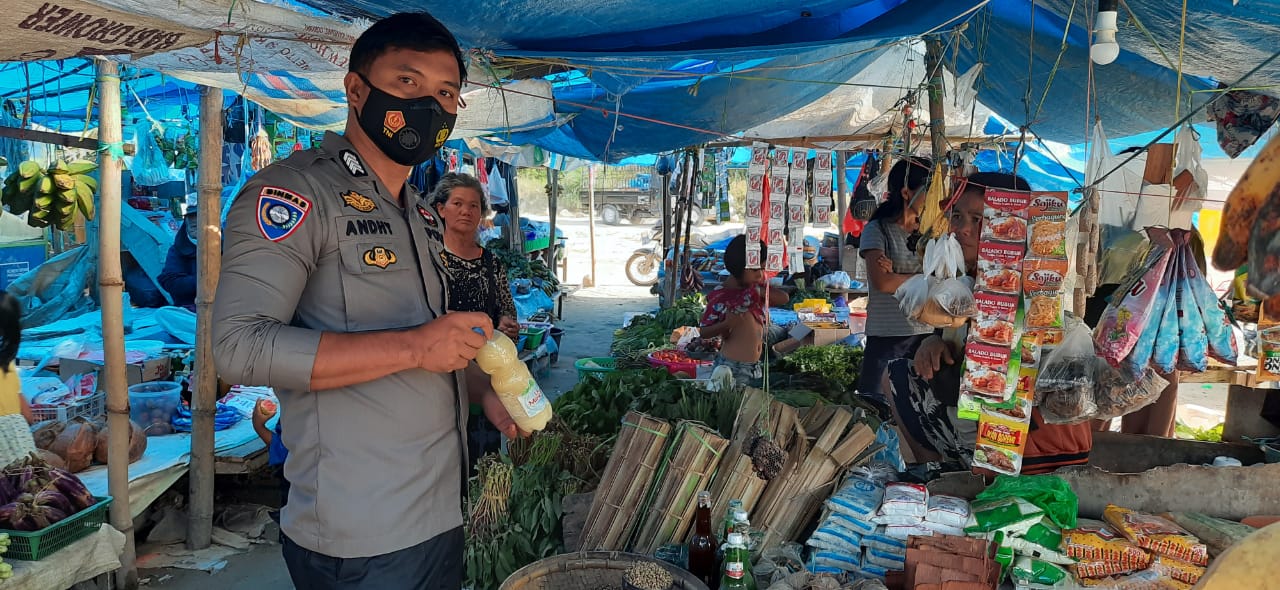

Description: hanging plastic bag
[1174,241,1209,372]
[1093,364,1169,422]
[1172,125,1208,211]
[1182,233,1240,365]
[895,274,930,321]
[1086,120,1143,229]
[1146,261,1181,375]
[922,278,977,324]
[1036,320,1099,424]
[131,122,172,187]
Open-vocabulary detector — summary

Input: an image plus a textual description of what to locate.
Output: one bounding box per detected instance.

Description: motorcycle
[625,223,709,287]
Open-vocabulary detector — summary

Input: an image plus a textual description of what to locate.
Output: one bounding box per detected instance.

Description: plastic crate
[519,327,547,350]
[574,357,617,381]
[647,351,710,377]
[29,392,105,424]
[2,496,112,561]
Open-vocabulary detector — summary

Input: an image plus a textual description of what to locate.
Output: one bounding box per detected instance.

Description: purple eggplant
[33,489,74,516]
[0,473,18,505]
[28,503,66,529]
[47,468,95,511]
[0,501,24,530]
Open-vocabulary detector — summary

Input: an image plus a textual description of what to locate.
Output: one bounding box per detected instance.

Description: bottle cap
[733,510,749,522]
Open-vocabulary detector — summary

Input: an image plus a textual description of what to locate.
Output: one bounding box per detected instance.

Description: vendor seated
[158,195,198,309]
[885,172,1092,476]
[699,235,788,385]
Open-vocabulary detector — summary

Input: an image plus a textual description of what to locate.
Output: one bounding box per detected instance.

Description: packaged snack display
[1062,519,1152,566]
[875,483,927,522]
[974,412,1028,475]
[1149,555,1206,585]
[1258,303,1280,383]
[1023,259,1068,329]
[1011,555,1070,587]
[1079,569,1193,590]
[1103,505,1209,566]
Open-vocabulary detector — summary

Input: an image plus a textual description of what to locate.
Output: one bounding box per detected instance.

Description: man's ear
[343,72,365,109]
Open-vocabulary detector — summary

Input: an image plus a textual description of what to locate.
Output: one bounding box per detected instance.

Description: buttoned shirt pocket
[335,219,427,332]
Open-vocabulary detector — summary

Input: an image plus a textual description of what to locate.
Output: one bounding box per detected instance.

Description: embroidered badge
[257,187,312,242]
[434,125,451,148]
[339,150,367,177]
[416,205,439,228]
[340,190,377,213]
[384,111,406,135]
[345,218,394,237]
[362,246,398,269]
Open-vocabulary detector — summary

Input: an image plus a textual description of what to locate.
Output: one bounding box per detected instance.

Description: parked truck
[580,165,704,226]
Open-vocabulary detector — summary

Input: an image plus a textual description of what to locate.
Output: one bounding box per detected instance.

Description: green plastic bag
[973,474,1078,529]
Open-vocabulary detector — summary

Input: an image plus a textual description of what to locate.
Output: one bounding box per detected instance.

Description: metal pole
[835,150,849,270]
[587,165,597,287]
[187,85,223,550]
[925,37,948,164]
[96,58,138,590]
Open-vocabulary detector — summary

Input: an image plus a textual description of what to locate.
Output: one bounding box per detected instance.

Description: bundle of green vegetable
[486,239,561,296]
[787,278,829,308]
[555,369,683,437]
[465,461,569,590]
[774,345,864,401]
[630,372,739,438]
[655,293,705,330]
[610,315,670,369]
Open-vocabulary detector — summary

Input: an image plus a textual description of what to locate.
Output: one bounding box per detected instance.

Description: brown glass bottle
[687,491,718,588]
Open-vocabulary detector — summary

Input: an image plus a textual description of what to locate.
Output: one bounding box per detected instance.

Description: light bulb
[1091,9,1120,65]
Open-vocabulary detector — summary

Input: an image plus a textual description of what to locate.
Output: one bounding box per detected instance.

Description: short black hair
[429,173,488,214]
[349,12,468,83]
[723,235,763,280]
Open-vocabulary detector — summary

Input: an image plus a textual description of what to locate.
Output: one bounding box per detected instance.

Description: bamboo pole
[545,168,558,269]
[96,58,138,590]
[586,165,597,288]
[187,85,223,550]
[924,38,949,165]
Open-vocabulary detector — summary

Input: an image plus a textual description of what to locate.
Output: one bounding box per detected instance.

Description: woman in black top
[429,173,519,469]
[430,173,519,339]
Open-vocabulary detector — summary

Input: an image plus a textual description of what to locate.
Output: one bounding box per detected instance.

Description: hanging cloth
[1206,89,1280,159]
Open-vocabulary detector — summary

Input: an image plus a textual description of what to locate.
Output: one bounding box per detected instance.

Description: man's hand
[411,312,493,372]
[479,389,529,439]
[498,316,520,341]
[913,335,954,380]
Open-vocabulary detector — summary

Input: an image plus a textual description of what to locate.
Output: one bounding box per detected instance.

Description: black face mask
[355,74,457,167]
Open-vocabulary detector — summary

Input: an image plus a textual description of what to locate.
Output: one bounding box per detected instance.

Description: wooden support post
[96,58,138,590]
[835,150,849,270]
[586,165,597,288]
[187,85,223,550]
[545,168,558,269]
[924,37,948,164]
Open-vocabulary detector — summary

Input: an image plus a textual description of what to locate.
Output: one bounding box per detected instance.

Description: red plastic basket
[647,351,710,377]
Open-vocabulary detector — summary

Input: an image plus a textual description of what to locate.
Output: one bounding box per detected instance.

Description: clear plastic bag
[895,274,930,320]
[1036,321,1099,424]
[929,277,978,319]
[1092,364,1169,422]
[818,271,853,290]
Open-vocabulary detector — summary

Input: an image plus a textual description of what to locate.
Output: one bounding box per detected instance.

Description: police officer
[212,12,518,589]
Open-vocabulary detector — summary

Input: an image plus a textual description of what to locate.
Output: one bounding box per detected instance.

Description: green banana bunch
[1,159,98,230]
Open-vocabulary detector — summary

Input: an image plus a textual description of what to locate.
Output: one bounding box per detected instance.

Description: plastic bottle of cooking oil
[474,333,553,432]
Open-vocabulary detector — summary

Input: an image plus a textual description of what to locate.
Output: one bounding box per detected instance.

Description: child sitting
[699,235,788,385]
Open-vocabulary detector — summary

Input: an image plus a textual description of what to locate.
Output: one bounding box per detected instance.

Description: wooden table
[215,438,269,475]
[1180,362,1279,443]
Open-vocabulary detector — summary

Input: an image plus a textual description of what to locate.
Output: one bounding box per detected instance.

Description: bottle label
[518,380,547,417]
[725,562,744,580]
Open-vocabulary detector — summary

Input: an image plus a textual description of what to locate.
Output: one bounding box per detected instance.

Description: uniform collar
[321,131,422,209]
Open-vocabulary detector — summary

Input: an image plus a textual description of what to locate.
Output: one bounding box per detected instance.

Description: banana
[37,176,52,196]
[73,175,97,193]
[73,183,95,220]
[16,161,38,180]
[16,174,39,194]
[1214,131,1280,271]
[52,174,75,191]
[48,160,68,175]
[65,161,97,176]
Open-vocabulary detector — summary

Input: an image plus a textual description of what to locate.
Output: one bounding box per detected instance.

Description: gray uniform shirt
[212,132,467,559]
[859,219,933,337]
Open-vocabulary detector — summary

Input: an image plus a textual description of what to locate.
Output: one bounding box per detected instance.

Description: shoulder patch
[362,246,398,269]
[416,205,439,228]
[340,190,377,212]
[339,150,367,177]
[257,187,312,242]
